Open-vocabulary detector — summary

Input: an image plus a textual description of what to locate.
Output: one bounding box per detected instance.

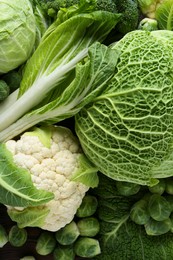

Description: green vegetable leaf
[156,0,173,30]
[0,143,54,207]
[0,5,121,142]
[71,154,99,188]
[93,175,173,260]
[75,30,173,186]
[0,41,120,142]
[7,206,49,229]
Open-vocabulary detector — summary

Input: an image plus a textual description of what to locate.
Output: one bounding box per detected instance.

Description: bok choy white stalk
[0,1,121,141]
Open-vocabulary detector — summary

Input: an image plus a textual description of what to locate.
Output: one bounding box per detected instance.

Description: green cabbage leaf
[156,0,173,30]
[0,0,36,73]
[75,30,173,186]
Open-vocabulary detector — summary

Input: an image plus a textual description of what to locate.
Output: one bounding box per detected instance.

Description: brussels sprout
[169,213,173,232]
[116,181,141,196]
[76,195,98,218]
[36,231,56,256]
[130,199,150,225]
[148,179,166,195]
[138,18,158,31]
[53,245,75,260]
[74,237,101,258]
[2,70,22,93]
[145,218,171,236]
[77,217,100,237]
[165,178,173,195]
[148,194,172,221]
[165,195,173,211]
[9,225,27,247]
[0,80,10,101]
[0,224,8,247]
[55,221,80,246]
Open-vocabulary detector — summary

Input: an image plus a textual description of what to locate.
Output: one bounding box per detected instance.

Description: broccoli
[31,0,118,19]
[114,0,140,34]
[0,80,10,101]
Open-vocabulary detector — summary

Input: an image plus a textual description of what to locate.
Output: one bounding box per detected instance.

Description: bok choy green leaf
[0,1,120,142]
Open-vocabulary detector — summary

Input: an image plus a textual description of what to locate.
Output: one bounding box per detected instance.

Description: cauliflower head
[6,125,98,231]
[138,0,164,18]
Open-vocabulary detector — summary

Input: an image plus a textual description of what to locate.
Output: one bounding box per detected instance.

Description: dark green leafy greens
[93,174,173,260]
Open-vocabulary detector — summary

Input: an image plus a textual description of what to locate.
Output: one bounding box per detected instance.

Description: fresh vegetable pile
[1,0,173,259]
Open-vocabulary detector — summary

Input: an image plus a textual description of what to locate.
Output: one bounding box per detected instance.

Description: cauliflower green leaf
[0,143,54,207]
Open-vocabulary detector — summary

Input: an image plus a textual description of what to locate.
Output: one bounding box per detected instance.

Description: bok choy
[0,0,120,142]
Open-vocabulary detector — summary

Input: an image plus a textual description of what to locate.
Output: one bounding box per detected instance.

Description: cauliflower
[5,125,98,232]
[138,0,164,18]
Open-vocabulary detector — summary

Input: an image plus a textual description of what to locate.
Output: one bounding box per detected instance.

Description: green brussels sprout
[148,194,172,221]
[36,231,56,256]
[55,221,80,246]
[165,195,173,211]
[53,245,75,260]
[148,179,166,195]
[0,80,10,101]
[9,225,27,247]
[116,181,141,196]
[165,178,173,195]
[130,199,150,225]
[0,224,8,248]
[77,217,100,237]
[76,195,98,218]
[74,237,101,258]
[169,213,173,232]
[138,18,158,31]
[2,70,22,93]
[145,218,171,236]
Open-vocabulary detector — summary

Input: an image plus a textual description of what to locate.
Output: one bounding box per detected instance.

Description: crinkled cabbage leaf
[75,30,173,186]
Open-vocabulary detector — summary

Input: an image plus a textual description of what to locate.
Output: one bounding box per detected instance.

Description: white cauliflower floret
[5,126,96,232]
[138,0,164,18]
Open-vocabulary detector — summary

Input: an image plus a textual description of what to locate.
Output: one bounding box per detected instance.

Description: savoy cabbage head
[75,29,173,186]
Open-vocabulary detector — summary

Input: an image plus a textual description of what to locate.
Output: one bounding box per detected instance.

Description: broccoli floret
[0,80,10,101]
[31,0,118,19]
[115,0,140,34]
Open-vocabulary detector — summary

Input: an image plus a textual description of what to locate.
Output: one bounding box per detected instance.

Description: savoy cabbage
[75,29,173,186]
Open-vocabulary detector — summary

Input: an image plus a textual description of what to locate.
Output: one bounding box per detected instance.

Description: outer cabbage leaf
[75,30,173,186]
[156,0,173,30]
[0,0,36,73]
[93,174,173,260]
